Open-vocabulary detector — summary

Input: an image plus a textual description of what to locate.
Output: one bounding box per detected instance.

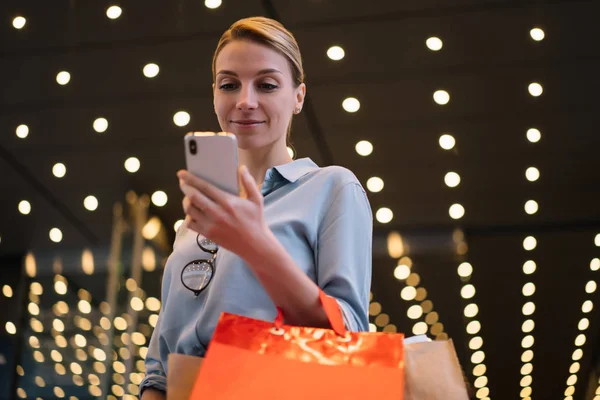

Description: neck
[238,139,293,187]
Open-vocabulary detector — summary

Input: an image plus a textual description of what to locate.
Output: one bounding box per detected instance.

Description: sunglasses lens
[182,262,213,292]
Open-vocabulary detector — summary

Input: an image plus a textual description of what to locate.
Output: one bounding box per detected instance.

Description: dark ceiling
[1,0,600,399]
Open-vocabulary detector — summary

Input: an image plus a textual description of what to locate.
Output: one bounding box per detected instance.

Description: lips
[232,119,265,125]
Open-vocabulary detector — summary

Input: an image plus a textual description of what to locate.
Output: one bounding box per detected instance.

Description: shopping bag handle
[274,289,348,337]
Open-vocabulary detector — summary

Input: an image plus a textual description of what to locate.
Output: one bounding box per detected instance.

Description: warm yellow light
[469,336,483,350]
[114,317,128,331]
[578,318,589,331]
[28,302,39,316]
[18,200,31,215]
[93,348,107,362]
[49,228,63,243]
[3,284,14,298]
[376,208,393,224]
[355,140,373,156]
[84,196,99,211]
[407,305,423,319]
[521,350,534,362]
[522,302,536,316]
[93,118,108,133]
[526,167,540,182]
[433,90,450,105]
[342,97,360,113]
[327,46,345,61]
[143,63,160,78]
[524,200,539,215]
[145,297,161,312]
[527,128,542,143]
[444,172,461,188]
[439,134,455,150]
[74,334,87,347]
[466,320,481,334]
[13,16,27,29]
[149,314,159,328]
[522,319,535,333]
[461,284,475,299]
[530,28,545,41]
[78,300,92,314]
[205,0,222,9]
[412,322,428,335]
[142,217,161,240]
[585,281,597,293]
[458,262,473,277]
[56,71,71,85]
[575,334,586,347]
[174,219,184,232]
[520,375,532,387]
[521,335,534,348]
[106,5,123,19]
[464,303,479,318]
[473,364,486,377]
[151,191,168,207]
[426,37,443,51]
[567,374,577,386]
[528,82,543,97]
[523,236,537,251]
[124,157,140,173]
[5,322,16,335]
[522,282,536,296]
[569,362,580,374]
[572,348,583,360]
[16,124,29,139]
[523,260,536,274]
[471,351,485,364]
[521,363,533,375]
[130,297,144,312]
[449,204,465,220]
[582,300,593,313]
[367,177,384,193]
[593,258,600,271]
[173,111,191,127]
[395,264,411,280]
[474,376,488,388]
[400,286,417,301]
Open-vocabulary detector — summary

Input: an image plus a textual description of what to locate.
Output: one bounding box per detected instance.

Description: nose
[236,84,258,111]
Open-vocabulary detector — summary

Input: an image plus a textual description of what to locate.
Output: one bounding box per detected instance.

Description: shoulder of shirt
[310,165,363,189]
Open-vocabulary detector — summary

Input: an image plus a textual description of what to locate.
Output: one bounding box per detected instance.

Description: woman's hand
[177,165,268,259]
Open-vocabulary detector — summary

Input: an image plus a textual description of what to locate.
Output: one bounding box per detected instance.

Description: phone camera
[189,139,197,155]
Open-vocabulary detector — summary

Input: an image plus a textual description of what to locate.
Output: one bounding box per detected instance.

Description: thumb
[239,165,262,203]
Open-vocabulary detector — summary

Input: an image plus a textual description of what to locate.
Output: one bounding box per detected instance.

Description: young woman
[141,16,373,399]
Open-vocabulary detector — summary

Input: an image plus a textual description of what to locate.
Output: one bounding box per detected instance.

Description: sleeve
[139,313,167,395]
[316,182,373,332]
[139,222,189,396]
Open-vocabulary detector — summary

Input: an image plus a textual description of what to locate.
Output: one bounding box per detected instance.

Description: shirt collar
[269,157,320,183]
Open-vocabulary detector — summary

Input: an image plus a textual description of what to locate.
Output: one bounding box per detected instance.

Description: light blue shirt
[140,157,373,394]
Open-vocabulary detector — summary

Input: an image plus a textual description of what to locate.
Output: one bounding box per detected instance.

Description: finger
[182,197,210,233]
[178,170,233,209]
[240,165,263,204]
[181,182,216,212]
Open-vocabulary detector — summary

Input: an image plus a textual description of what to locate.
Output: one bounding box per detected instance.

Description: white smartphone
[184,132,239,196]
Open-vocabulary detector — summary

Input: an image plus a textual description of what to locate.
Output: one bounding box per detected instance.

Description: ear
[294,83,306,111]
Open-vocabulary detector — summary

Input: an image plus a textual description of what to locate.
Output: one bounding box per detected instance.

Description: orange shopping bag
[189,290,405,400]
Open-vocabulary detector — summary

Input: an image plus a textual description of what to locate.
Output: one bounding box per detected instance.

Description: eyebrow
[216,68,283,77]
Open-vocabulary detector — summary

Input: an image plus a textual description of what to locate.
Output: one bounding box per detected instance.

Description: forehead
[215,40,291,76]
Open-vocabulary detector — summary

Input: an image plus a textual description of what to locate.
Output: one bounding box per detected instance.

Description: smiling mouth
[231,121,265,126]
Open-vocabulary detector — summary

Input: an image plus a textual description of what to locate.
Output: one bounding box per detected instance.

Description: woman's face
[213,40,305,150]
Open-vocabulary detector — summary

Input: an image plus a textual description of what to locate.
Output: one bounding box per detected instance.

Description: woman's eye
[259,83,278,91]
[219,83,237,90]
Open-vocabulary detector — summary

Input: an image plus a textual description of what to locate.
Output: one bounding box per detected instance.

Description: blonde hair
[212,17,305,148]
